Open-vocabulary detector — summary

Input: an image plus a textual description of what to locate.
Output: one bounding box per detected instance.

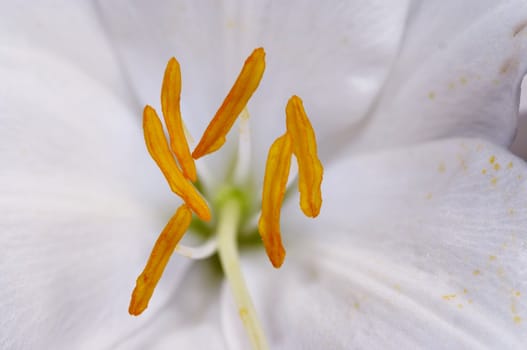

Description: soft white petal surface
[0,44,216,348]
[96,0,410,165]
[347,0,527,154]
[0,0,134,104]
[226,138,527,349]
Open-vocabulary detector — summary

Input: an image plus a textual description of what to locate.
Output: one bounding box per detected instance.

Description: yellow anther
[129,204,192,315]
[143,105,211,221]
[258,133,292,268]
[161,57,197,181]
[192,48,266,159]
[286,95,323,217]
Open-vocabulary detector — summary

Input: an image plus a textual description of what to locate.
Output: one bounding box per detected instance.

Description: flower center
[128,48,323,348]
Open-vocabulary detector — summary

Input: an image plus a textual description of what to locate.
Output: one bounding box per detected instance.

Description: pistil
[217,198,269,350]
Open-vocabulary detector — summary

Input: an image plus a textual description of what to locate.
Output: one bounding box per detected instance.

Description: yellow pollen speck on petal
[161,57,197,181]
[491,177,498,186]
[489,255,497,261]
[258,133,293,268]
[514,316,522,324]
[438,162,446,173]
[442,294,457,301]
[286,95,323,218]
[489,155,496,164]
[129,205,192,316]
[473,269,481,276]
[507,161,513,169]
[428,91,436,100]
[482,169,487,174]
[192,48,266,159]
[143,106,211,221]
[494,163,501,171]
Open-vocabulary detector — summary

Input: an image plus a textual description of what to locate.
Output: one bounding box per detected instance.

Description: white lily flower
[2,1,527,349]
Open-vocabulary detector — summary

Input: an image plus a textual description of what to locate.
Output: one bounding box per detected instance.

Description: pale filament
[174,237,218,260]
[233,108,252,184]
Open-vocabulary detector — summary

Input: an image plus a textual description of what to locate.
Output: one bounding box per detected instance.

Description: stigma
[129,47,323,316]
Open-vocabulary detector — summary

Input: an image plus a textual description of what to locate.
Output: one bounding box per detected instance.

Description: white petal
[96,0,410,162]
[0,45,214,347]
[225,138,527,349]
[350,0,527,153]
[0,1,132,103]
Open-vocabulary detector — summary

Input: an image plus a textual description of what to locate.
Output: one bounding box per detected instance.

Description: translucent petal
[225,138,527,349]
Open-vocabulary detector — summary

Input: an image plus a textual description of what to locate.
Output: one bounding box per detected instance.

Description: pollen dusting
[448,82,456,90]
[428,91,436,100]
[513,21,527,37]
[457,304,464,309]
[438,162,446,173]
[393,284,402,293]
[239,307,249,318]
[493,163,501,171]
[463,288,468,294]
[514,290,521,297]
[459,76,468,85]
[425,192,433,200]
[489,155,496,164]
[514,315,522,324]
[473,269,481,276]
[489,255,497,262]
[442,294,457,301]
[508,208,515,216]
[507,161,513,169]
[497,267,505,278]
[491,177,498,186]
[354,302,360,310]
[481,169,487,175]
[499,58,517,75]
[518,174,523,180]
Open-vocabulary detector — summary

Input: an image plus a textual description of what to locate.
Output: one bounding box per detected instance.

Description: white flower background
[2,0,527,349]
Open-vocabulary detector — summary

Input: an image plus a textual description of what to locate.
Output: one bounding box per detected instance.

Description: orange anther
[286,96,323,217]
[129,205,192,315]
[258,133,293,268]
[192,48,265,159]
[161,57,197,181]
[143,105,211,221]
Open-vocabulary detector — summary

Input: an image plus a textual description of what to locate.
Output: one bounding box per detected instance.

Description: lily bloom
[2,0,527,349]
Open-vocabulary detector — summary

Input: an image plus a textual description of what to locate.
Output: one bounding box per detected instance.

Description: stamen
[258,133,293,268]
[233,108,252,184]
[143,105,211,221]
[192,48,265,159]
[129,204,192,316]
[161,57,197,181]
[218,199,269,349]
[285,96,323,218]
[174,237,218,260]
